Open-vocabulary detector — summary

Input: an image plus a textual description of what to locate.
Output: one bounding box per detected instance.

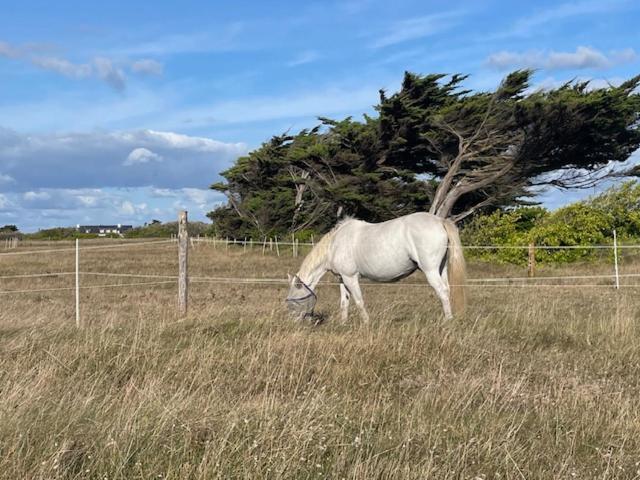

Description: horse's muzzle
[285,295,317,318]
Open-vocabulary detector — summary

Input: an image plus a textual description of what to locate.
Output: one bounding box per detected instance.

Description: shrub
[460,181,640,265]
[461,207,547,265]
[529,203,614,263]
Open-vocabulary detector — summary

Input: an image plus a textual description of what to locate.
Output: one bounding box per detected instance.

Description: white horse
[286,212,466,322]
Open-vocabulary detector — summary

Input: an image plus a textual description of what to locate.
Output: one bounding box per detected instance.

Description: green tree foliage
[210,71,640,237]
[209,119,431,238]
[26,227,97,240]
[461,181,640,265]
[125,221,212,238]
[0,224,21,240]
[460,207,547,264]
[378,71,640,220]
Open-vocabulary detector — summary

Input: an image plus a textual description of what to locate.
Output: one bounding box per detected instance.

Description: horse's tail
[442,219,466,316]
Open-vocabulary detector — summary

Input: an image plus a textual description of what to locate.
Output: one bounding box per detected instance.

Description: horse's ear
[287,273,292,282]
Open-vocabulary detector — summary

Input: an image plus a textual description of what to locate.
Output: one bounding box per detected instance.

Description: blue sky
[1,0,639,231]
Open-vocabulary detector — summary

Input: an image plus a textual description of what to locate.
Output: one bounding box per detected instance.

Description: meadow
[1,240,639,479]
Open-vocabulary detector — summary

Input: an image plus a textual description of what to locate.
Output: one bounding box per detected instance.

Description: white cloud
[181,188,220,211]
[93,57,126,91]
[0,40,165,91]
[77,195,99,207]
[0,193,11,210]
[0,186,227,231]
[370,11,463,49]
[24,191,51,201]
[486,46,637,71]
[124,147,163,166]
[31,56,93,78]
[131,58,164,76]
[151,188,178,197]
[611,48,638,64]
[0,127,247,191]
[0,172,14,184]
[119,200,136,215]
[0,41,20,58]
[287,51,321,67]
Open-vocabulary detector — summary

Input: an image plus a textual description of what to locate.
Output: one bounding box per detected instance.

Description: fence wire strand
[2,238,639,296]
[0,280,174,295]
[0,239,174,257]
[192,237,640,250]
[0,272,76,280]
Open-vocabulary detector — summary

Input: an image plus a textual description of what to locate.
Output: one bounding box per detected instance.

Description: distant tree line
[208,70,640,239]
[124,221,211,238]
[20,221,213,240]
[0,224,21,240]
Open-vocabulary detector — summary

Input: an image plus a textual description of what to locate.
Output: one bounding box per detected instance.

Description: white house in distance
[76,224,133,237]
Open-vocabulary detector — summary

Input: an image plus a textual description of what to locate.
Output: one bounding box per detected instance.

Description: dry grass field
[1,240,640,479]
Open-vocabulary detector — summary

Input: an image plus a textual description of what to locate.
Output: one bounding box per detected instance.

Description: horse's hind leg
[440,262,450,305]
[423,268,453,320]
[341,275,370,324]
[339,281,350,323]
[439,254,449,289]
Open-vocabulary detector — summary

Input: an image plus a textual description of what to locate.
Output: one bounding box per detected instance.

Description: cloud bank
[486,46,637,71]
[0,40,163,91]
[0,128,247,191]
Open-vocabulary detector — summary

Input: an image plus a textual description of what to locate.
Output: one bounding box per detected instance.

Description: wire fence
[1,230,638,326]
[190,236,640,249]
[1,237,636,283]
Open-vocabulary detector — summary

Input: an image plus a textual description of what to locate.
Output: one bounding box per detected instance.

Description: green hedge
[461,181,640,265]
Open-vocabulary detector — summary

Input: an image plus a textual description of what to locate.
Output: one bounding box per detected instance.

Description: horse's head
[285,274,317,320]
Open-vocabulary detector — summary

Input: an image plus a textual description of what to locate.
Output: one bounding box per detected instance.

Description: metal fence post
[613,229,620,290]
[178,211,189,315]
[76,238,81,327]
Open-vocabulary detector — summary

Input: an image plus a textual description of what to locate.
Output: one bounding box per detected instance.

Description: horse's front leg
[341,275,369,324]
[339,282,350,323]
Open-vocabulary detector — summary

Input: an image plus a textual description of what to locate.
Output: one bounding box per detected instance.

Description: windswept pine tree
[209,119,431,238]
[378,70,640,220]
[209,70,640,238]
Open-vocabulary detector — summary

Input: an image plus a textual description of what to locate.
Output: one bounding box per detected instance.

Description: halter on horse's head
[285,274,317,319]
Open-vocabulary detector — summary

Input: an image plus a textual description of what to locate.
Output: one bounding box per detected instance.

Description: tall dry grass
[1,240,640,479]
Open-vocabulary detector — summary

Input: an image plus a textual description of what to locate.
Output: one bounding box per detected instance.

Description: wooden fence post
[178,211,189,316]
[528,242,536,278]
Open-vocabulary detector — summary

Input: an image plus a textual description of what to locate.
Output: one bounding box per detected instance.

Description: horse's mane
[298,216,355,278]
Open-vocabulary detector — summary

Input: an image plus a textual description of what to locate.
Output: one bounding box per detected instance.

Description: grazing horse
[285,212,466,322]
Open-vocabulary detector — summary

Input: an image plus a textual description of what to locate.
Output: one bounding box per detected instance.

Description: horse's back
[328,213,448,280]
